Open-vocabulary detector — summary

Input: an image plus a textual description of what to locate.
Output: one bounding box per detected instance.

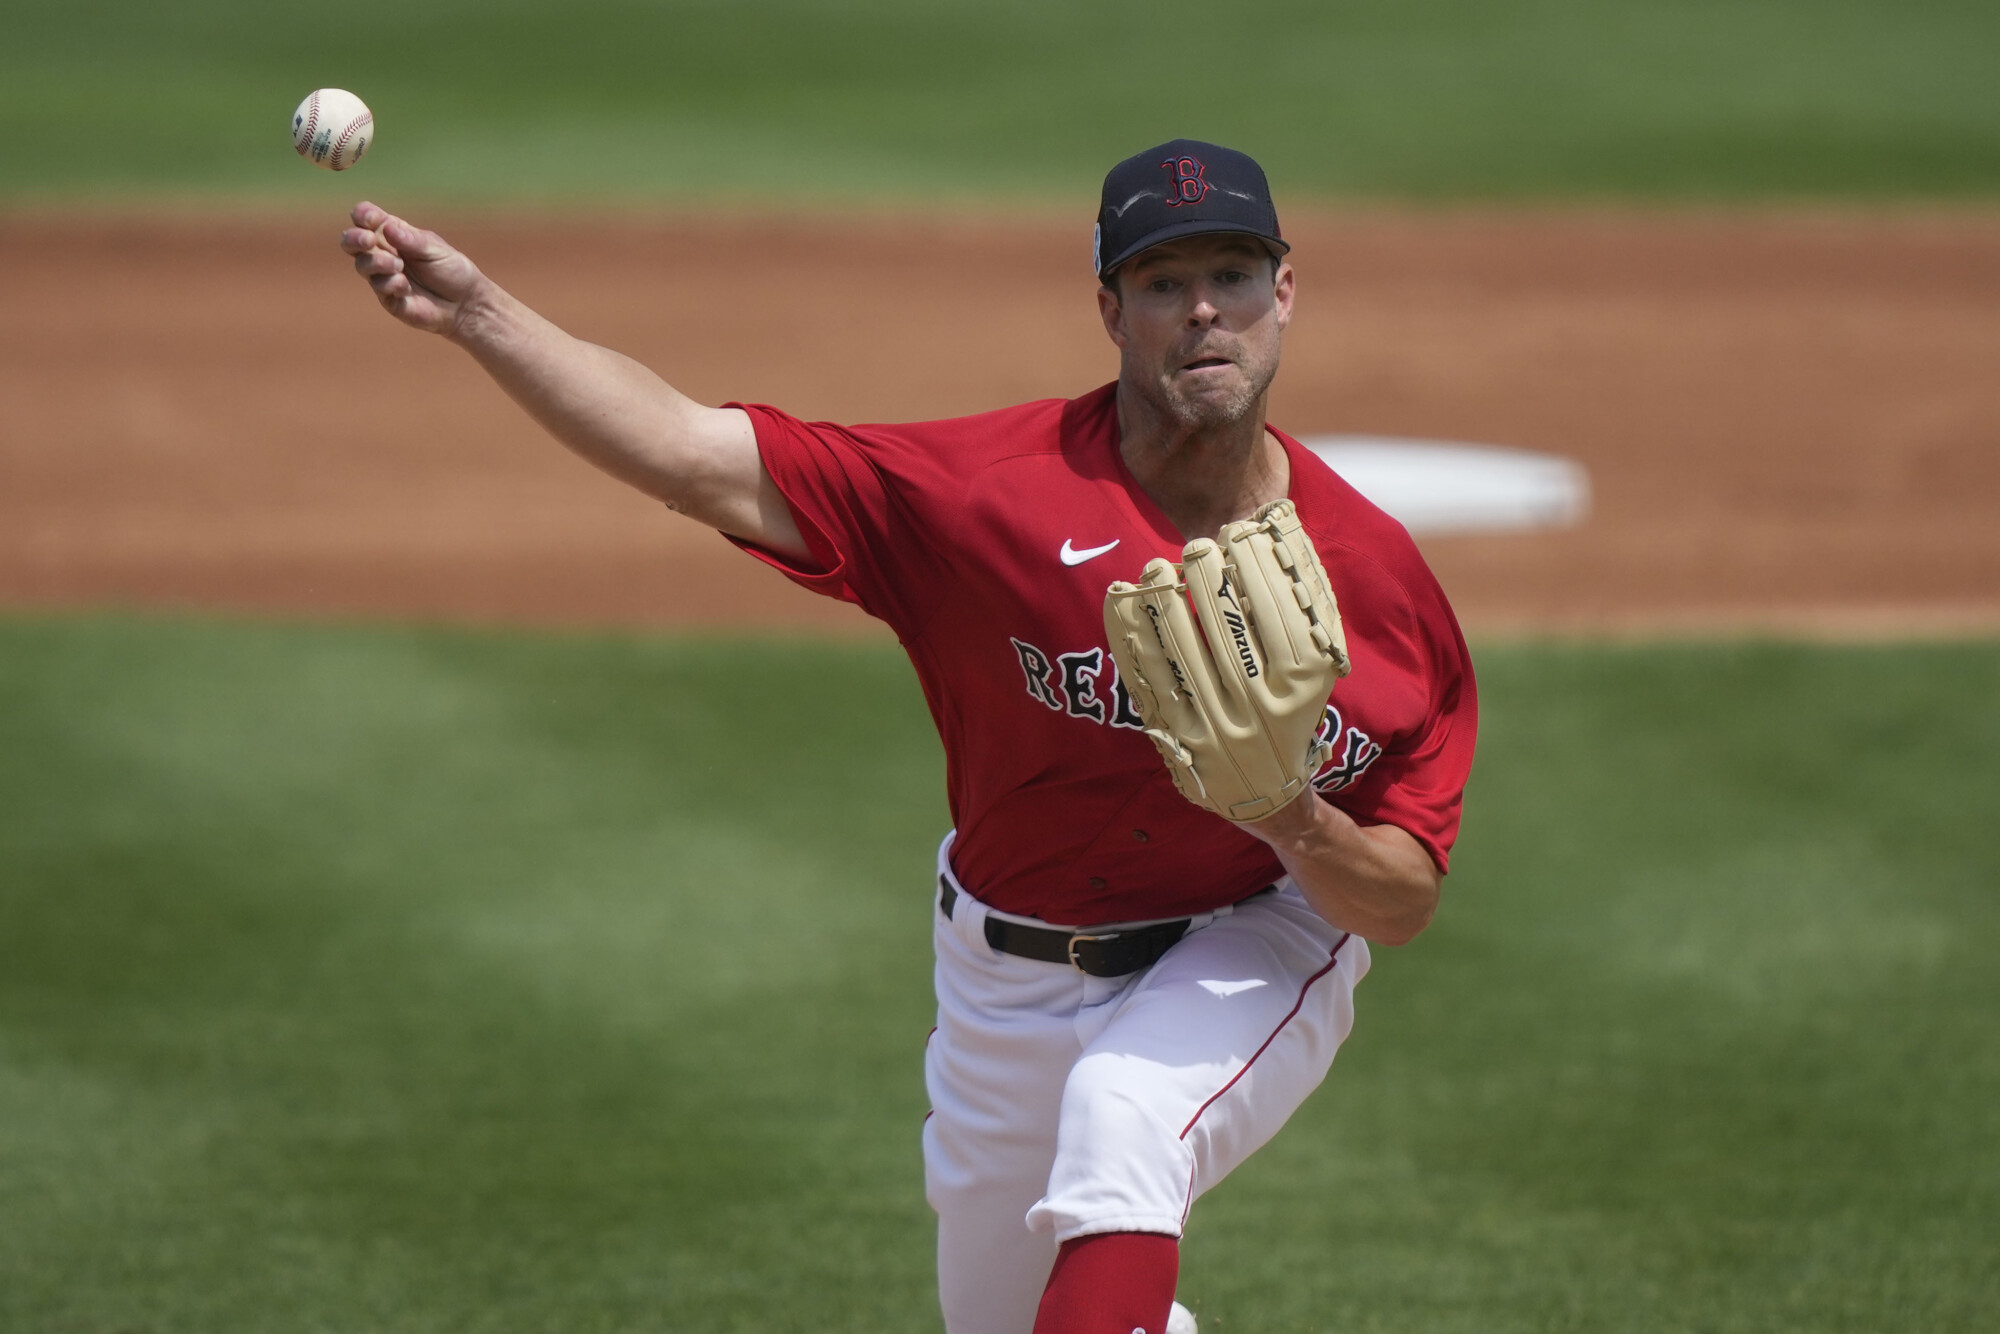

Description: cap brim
[1099,219,1290,281]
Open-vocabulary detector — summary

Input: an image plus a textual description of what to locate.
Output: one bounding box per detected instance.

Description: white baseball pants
[923,836,1369,1334]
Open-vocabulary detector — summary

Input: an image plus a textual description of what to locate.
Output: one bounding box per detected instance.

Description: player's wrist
[1233,787,1335,849]
[443,273,510,348]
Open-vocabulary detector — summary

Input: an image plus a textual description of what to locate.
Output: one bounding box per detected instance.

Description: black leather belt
[938,877,1259,978]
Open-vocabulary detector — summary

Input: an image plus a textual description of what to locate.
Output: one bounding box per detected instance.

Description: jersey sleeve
[721,402,946,635]
[1342,574,1479,874]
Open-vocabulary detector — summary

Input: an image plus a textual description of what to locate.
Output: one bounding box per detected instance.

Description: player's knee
[1063,1054,1189,1157]
[1034,1052,1194,1235]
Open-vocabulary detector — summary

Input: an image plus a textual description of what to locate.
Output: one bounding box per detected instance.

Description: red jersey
[729,382,1478,925]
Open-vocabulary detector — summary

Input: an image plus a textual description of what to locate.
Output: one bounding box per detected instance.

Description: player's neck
[1115,383,1290,541]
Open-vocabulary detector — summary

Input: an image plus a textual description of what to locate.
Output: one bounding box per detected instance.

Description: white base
[1304,436,1589,536]
[1167,1299,1199,1334]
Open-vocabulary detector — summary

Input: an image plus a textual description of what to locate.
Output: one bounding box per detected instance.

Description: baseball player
[340,139,1477,1334]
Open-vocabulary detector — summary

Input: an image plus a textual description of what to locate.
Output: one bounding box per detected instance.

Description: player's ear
[1272,259,1295,331]
[1097,282,1128,348]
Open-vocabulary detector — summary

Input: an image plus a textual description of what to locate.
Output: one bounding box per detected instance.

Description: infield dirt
[3,211,1996,637]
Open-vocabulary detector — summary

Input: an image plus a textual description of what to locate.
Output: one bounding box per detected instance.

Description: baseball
[292,89,373,171]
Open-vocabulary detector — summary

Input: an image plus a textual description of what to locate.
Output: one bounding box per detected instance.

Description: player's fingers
[369,271,411,298]
[378,284,429,323]
[385,291,448,334]
[350,200,387,230]
[382,218,454,263]
[340,223,398,256]
[352,248,404,278]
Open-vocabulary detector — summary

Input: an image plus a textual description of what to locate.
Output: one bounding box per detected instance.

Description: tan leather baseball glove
[1104,500,1351,822]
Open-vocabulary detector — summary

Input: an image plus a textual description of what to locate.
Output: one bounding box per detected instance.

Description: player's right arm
[338,201,808,560]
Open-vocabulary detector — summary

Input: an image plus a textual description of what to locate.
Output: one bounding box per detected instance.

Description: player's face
[1098,234,1294,430]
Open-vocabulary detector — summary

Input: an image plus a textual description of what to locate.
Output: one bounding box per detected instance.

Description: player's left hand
[1104,499,1350,822]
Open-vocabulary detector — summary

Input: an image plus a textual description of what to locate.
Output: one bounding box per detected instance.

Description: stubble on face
[1108,241,1288,435]
[1139,327,1282,431]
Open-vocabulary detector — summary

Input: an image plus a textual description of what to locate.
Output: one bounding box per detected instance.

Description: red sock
[1031,1231,1179,1334]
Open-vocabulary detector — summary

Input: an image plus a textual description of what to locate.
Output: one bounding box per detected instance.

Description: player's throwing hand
[339,201,485,337]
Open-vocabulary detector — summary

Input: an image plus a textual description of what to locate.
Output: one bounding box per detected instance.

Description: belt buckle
[1066,931,1120,973]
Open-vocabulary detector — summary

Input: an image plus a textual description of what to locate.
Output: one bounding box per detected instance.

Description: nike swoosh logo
[1060,538,1121,566]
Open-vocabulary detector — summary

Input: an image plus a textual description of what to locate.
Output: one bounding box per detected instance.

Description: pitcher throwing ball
[340,140,1477,1334]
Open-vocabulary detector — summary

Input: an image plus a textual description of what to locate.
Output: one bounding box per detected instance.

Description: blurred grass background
[5,0,1998,1329]
[3,0,1996,203]
[2,617,1994,1332]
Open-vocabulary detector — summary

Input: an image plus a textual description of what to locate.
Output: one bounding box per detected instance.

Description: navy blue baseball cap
[1093,139,1289,282]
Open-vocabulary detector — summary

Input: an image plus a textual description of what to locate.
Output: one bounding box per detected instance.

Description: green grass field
[8,3,1993,1327]
[2,614,1994,1332]
[6,0,1998,203]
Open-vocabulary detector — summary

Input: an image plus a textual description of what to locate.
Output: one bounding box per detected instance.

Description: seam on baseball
[332,112,372,169]
[296,90,321,157]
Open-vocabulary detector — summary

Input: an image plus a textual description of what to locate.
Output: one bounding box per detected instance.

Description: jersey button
[1087,877,1107,890]
[1131,829,1149,842]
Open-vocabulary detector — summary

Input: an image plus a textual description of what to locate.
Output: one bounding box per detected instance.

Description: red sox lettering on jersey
[1007,635,1383,795]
